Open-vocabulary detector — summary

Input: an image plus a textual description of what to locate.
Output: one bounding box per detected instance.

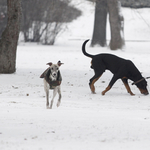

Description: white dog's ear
[57,61,64,66]
[46,62,53,66]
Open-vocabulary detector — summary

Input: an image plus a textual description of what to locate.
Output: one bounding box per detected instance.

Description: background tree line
[0,0,81,73]
[0,0,149,73]
[0,0,81,45]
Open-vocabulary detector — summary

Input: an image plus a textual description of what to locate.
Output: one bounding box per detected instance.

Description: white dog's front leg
[44,79,49,109]
[57,86,61,107]
[50,87,58,109]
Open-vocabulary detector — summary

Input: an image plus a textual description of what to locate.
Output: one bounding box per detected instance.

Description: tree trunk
[0,0,21,73]
[107,0,125,50]
[91,0,107,47]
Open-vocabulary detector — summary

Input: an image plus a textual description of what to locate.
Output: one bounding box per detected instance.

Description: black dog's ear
[47,62,53,66]
[57,61,64,66]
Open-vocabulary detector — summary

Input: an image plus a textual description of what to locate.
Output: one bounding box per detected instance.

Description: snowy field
[1,1,150,150]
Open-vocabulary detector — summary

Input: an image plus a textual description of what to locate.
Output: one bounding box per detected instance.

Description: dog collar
[132,77,150,85]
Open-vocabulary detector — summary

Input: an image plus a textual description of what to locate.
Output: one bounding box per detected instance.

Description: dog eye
[51,67,53,70]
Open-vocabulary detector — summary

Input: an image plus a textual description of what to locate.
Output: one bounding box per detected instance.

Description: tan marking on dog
[90,75,102,93]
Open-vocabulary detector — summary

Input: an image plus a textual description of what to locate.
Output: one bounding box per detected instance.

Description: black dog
[82,39,149,95]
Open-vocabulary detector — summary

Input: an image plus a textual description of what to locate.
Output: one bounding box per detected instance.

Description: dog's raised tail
[82,39,94,58]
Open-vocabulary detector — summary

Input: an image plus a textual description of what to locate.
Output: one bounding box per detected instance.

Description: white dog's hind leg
[44,79,49,109]
[50,87,58,109]
[57,86,61,107]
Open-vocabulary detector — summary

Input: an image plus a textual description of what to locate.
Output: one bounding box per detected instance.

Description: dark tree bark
[91,0,125,50]
[0,0,21,73]
[91,0,107,47]
[107,0,125,50]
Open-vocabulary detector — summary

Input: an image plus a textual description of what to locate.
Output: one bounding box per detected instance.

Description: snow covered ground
[1,1,150,150]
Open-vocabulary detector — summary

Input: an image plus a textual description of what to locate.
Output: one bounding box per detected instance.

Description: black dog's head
[136,79,149,95]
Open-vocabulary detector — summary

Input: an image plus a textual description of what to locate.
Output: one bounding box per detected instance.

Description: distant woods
[0,0,81,45]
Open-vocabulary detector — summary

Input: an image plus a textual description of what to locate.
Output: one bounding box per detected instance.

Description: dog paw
[57,102,60,107]
[101,91,105,95]
[91,91,96,94]
[46,106,52,109]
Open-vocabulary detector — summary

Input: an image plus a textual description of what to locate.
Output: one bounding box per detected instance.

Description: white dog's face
[49,64,59,81]
[46,61,63,81]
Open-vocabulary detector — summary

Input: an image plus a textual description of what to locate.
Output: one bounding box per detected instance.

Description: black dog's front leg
[122,78,135,95]
[89,73,102,93]
[102,74,119,95]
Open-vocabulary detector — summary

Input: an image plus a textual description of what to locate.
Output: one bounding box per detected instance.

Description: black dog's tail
[82,39,94,58]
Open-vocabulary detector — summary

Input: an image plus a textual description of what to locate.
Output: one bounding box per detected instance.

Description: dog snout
[143,91,149,95]
[141,89,149,95]
[53,73,56,76]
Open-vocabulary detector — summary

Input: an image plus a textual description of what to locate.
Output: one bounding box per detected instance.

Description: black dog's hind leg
[89,73,102,93]
[122,77,135,95]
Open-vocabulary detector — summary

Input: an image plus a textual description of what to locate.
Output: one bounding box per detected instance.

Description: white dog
[40,61,63,109]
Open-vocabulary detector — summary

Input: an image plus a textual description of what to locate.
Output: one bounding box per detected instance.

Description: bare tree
[21,0,45,42]
[107,0,125,50]
[91,0,107,47]
[0,1,7,38]
[0,0,21,73]
[91,0,125,50]
[21,0,81,45]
